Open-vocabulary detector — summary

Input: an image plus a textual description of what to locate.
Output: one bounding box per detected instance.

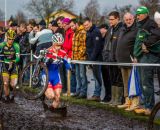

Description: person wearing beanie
[60,17,75,94]
[98,24,111,103]
[134,6,160,115]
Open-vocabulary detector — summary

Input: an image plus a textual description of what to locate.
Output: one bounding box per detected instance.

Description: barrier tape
[0,53,159,67]
[0,53,31,56]
[71,60,160,67]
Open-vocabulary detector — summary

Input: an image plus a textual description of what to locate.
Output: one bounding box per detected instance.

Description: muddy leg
[52,88,61,108]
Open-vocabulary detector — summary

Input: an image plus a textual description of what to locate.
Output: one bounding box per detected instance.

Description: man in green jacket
[134,6,160,115]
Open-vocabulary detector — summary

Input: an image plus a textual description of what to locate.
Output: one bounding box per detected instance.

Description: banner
[128,66,142,98]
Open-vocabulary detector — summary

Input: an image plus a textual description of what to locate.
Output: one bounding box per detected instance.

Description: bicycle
[19,49,49,100]
[148,102,160,130]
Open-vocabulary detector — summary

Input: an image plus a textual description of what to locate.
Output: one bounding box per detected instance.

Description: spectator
[27,19,37,33]
[19,23,30,70]
[83,17,102,102]
[116,13,138,111]
[102,11,123,106]
[98,24,111,103]
[0,27,5,43]
[134,6,160,115]
[61,18,75,94]
[70,18,87,98]
[29,19,53,54]
[154,11,160,96]
[50,20,64,36]
[56,16,64,29]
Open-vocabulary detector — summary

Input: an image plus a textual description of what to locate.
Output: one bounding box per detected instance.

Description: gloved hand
[8,62,13,71]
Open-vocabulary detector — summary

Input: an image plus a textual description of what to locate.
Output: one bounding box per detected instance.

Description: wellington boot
[106,86,116,105]
[125,96,140,111]
[117,97,131,109]
[110,87,123,107]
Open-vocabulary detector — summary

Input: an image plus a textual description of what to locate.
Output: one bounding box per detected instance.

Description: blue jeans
[139,53,160,109]
[92,65,102,97]
[71,64,76,93]
[75,64,87,96]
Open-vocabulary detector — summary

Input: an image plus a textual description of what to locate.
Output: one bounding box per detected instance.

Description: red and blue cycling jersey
[45,48,71,90]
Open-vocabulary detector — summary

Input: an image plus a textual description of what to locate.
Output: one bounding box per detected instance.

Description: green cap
[136,6,149,15]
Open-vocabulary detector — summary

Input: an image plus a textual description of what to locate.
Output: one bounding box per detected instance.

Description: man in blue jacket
[83,17,103,101]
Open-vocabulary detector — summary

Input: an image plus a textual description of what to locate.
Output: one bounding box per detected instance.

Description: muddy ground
[0,93,148,130]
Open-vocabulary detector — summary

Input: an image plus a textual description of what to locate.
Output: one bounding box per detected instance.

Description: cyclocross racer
[0,29,20,103]
[44,33,71,110]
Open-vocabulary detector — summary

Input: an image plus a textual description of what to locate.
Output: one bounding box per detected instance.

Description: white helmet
[52,33,64,45]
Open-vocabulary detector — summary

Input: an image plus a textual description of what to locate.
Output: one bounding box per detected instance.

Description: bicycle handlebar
[33,49,64,61]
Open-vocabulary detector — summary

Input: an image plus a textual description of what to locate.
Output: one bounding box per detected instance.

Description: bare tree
[139,0,160,17]
[15,10,27,25]
[83,0,101,24]
[25,0,74,24]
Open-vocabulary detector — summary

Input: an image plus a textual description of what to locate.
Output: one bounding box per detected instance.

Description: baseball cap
[136,6,149,15]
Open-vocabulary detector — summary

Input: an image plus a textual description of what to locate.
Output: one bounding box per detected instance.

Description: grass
[61,96,160,125]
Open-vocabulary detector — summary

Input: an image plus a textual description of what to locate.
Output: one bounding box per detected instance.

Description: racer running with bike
[43,33,71,111]
[0,30,20,103]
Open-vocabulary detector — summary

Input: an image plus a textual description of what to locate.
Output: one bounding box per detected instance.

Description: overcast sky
[0,0,139,19]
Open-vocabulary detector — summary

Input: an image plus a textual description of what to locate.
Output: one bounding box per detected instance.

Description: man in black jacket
[134,6,160,115]
[116,13,138,110]
[102,11,123,106]
[83,17,102,101]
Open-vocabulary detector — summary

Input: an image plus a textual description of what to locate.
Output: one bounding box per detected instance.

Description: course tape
[71,60,160,67]
[0,53,31,56]
[0,53,159,67]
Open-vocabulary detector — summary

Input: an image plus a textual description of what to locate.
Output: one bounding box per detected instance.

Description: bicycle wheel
[19,62,48,100]
[148,102,160,130]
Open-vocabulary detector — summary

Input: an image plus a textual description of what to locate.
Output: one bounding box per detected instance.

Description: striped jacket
[72,25,86,60]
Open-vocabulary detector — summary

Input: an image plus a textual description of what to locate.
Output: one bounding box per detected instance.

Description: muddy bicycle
[148,102,160,130]
[19,50,49,100]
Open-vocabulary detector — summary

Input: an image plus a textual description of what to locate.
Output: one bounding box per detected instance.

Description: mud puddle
[0,94,148,130]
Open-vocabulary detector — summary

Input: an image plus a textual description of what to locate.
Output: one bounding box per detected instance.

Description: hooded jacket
[62,28,74,58]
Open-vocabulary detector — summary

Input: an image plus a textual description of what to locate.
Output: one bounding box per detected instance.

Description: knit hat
[39,19,46,26]
[136,6,149,15]
[98,24,109,30]
[62,18,71,24]
[50,20,58,27]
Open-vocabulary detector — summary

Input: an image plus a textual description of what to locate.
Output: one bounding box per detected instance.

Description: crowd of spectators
[1,6,160,116]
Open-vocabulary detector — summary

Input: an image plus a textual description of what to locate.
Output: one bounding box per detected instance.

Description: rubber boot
[125,96,140,111]
[110,87,123,107]
[117,97,131,109]
[106,86,116,105]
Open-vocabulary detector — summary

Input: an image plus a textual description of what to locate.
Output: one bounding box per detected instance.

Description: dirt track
[0,93,147,130]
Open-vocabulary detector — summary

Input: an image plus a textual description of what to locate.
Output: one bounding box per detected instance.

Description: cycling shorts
[2,63,18,79]
[48,83,62,90]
